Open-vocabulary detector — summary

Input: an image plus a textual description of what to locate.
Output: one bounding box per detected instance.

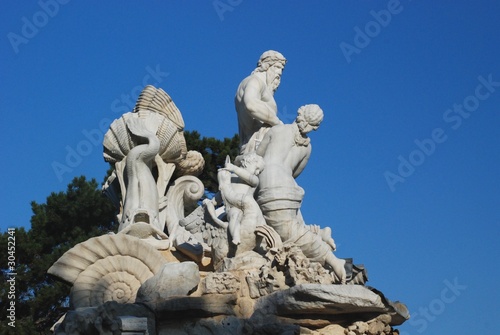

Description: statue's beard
[266,71,280,93]
[270,78,280,93]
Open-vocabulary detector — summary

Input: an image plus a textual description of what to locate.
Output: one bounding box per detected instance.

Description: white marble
[256,105,346,283]
[235,50,286,154]
[49,52,409,334]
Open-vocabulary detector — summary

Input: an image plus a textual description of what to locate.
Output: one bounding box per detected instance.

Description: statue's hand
[223,162,236,172]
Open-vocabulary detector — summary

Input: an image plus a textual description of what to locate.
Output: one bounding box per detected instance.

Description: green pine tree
[0,176,118,334]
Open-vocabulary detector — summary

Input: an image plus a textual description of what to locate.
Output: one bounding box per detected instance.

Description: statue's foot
[232,238,241,245]
[320,227,336,251]
[325,253,346,284]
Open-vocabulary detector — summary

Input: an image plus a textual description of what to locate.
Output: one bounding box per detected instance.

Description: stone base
[54,284,408,335]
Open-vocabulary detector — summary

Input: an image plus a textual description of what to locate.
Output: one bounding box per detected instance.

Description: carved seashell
[103,112,184,163]
[48,234,168,308]
[133,85,185,130]
[165,175,205,220]
[158,127,186,163]
[103,114,135,163]
[255,225,283,250]
[175,150,205,176]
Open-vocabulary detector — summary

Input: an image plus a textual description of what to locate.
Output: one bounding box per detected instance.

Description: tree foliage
[0,132,239,333]
[0,176,118,333]
[184,130,240,193]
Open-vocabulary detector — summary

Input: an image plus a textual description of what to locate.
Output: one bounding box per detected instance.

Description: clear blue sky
[1,1,499,333]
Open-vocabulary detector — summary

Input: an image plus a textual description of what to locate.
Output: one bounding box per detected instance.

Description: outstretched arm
[221,163,259,187]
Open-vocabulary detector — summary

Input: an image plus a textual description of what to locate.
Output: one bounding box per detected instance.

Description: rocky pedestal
[50,238,408,335]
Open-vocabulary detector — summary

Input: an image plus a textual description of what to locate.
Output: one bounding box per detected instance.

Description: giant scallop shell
[103,85,189,163]
[133,85,185,131]
[48,234,168,308]
[103,112,187,164]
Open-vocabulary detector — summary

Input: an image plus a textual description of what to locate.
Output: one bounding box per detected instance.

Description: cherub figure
[217,153,266,245]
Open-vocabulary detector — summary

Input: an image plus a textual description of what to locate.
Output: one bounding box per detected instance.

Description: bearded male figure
[235,50,286,154]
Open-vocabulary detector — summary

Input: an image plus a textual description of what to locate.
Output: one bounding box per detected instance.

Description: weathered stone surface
[118,316,149,332]
[254,284,408,327]
[202,271,241,294]
[256,284,384,315]
[268,244,335,286]
[136,261,200,305]
[154,294,238,319]
[54,301,155,335]
[246,267,288,298]
[246,245,346,300]
[219,250,268,272]
[314,324,346,335]
[387,300,410,325]
[158,315,244,335]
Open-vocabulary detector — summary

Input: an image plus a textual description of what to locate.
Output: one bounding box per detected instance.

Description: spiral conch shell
[48,234,167,308]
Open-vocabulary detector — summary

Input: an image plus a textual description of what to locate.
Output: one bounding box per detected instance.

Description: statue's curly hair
[297,104,324,127]
[254,50,287,73]
[239,152,265,172]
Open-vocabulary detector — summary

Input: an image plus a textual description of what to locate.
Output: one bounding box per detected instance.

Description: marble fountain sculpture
[48,51,409,335]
